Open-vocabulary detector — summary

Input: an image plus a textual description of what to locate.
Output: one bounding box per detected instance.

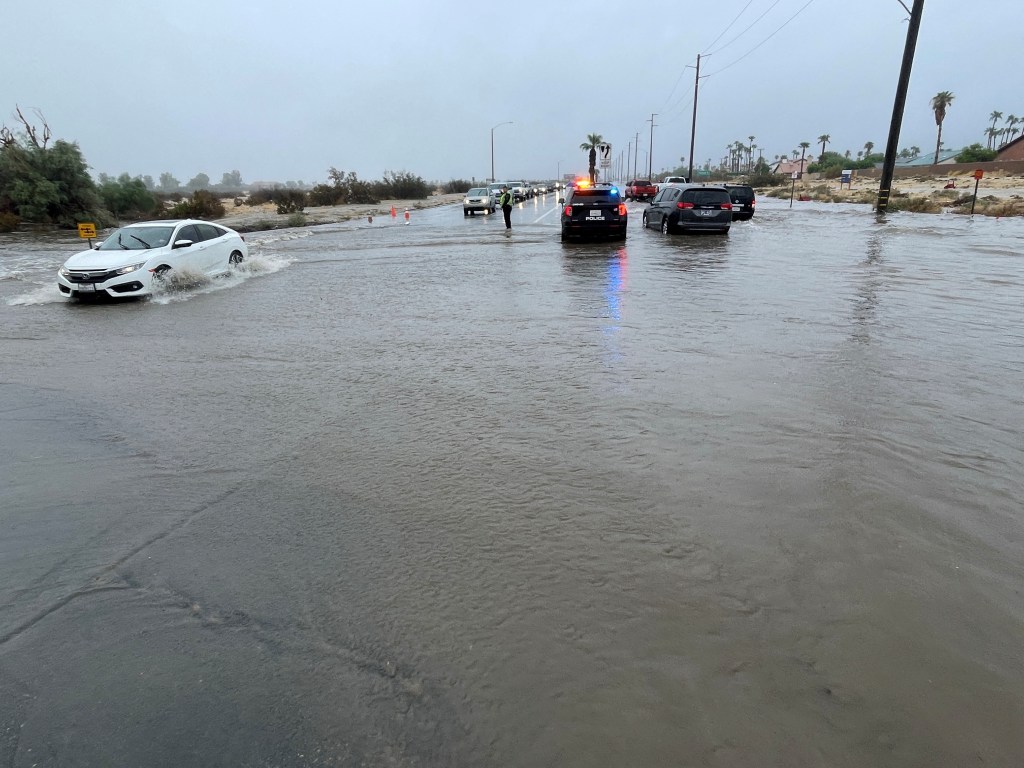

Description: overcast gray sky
[4,0,1020,185]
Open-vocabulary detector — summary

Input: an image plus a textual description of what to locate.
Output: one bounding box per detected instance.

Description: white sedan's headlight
[463,198,470,204]
[115,261,147,275]
[59,266,70,277]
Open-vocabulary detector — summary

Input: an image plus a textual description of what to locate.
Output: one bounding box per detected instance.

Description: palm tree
[930,91,954,165]
[863,141,874,158]
[1006,115,1019,143]
[747,135,755,171]
[579,133,603,183]
[732,141,745,172]
[817,134,831,161]
[985,126,999,150]
[910,145,920,158]
[798,141,810,175]
[989,111,1003,147]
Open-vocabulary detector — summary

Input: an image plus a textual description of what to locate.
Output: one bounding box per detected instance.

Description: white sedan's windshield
[98,226,174,251]
[467,188,488,195]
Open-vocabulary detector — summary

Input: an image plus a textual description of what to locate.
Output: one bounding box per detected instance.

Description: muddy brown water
[1,197,1022,766]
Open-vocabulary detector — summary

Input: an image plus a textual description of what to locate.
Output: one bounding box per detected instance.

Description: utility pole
[626,141,632,182]
[634,132,640,179]
[877,0,924,213]
[647,113,657,179]
[688,53,702,182]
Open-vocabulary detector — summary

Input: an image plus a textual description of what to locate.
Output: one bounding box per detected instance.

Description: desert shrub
[0,211,20,232]
[246,188,276,205]
[886,195,941,213]
[275,189,306,214]
[440,179,474,194]
[328,169,379,204]
[165,190,225,219]
[285,213,307,227]
[747,169,785,187]
[375,170,430,200]
[951,198,1024,217]
[307,184,342,206]
[344,176,379,203]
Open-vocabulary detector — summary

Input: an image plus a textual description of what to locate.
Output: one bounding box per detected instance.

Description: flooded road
[1,196,1022,766]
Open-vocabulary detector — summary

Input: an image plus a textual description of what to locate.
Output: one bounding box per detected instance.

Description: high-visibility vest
[500,192,512,207]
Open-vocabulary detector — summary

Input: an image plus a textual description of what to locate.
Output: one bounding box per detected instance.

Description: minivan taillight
[722,202,733,210]
[676,202,694,209]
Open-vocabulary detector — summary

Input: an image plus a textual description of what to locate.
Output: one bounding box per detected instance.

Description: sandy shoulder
[821,170,1024,200]
[216,193,463,232]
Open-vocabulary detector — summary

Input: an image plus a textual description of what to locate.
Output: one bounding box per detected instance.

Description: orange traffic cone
[390,206,397,218]
[404,209,410,224]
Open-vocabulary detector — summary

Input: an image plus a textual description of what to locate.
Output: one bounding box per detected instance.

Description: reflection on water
[850,226,885,343]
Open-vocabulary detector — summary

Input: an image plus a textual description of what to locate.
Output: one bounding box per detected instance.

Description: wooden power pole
[877,0,925,213]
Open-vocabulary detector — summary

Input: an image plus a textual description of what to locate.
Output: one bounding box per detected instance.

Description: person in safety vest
[498,186,513,230]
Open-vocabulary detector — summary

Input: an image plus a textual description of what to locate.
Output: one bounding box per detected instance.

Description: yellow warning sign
[77,223,97,238]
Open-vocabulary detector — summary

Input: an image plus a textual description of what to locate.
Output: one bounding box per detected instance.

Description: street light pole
[491,121,513,182]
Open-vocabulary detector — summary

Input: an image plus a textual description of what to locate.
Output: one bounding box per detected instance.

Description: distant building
[893,148,961,167]
[772,159,809,176]
[995,135,1024,161]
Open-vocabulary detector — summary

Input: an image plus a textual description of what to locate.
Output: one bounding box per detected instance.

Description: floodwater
[1,197,1022,767]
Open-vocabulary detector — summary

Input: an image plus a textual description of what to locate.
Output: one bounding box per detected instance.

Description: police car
[558,181,628,241]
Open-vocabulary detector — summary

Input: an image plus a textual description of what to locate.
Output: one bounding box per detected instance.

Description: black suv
[642,184,732,234]
[559,182,628,241]
[723,184,755,221]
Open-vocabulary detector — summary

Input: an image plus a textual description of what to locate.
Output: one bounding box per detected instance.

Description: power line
[704,0,817,77]
[705,0,784,56]
[662,0,754,113]
[702,0,756,54]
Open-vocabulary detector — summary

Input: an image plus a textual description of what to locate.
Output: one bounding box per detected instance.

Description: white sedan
[57,219,247,299]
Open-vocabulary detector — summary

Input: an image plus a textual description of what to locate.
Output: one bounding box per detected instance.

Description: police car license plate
[78,283,96,292]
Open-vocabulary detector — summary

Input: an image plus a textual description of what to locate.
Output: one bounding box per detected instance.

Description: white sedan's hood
[62,247,163,270]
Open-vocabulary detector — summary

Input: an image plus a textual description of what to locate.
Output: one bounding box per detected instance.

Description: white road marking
[533,206,559,223]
